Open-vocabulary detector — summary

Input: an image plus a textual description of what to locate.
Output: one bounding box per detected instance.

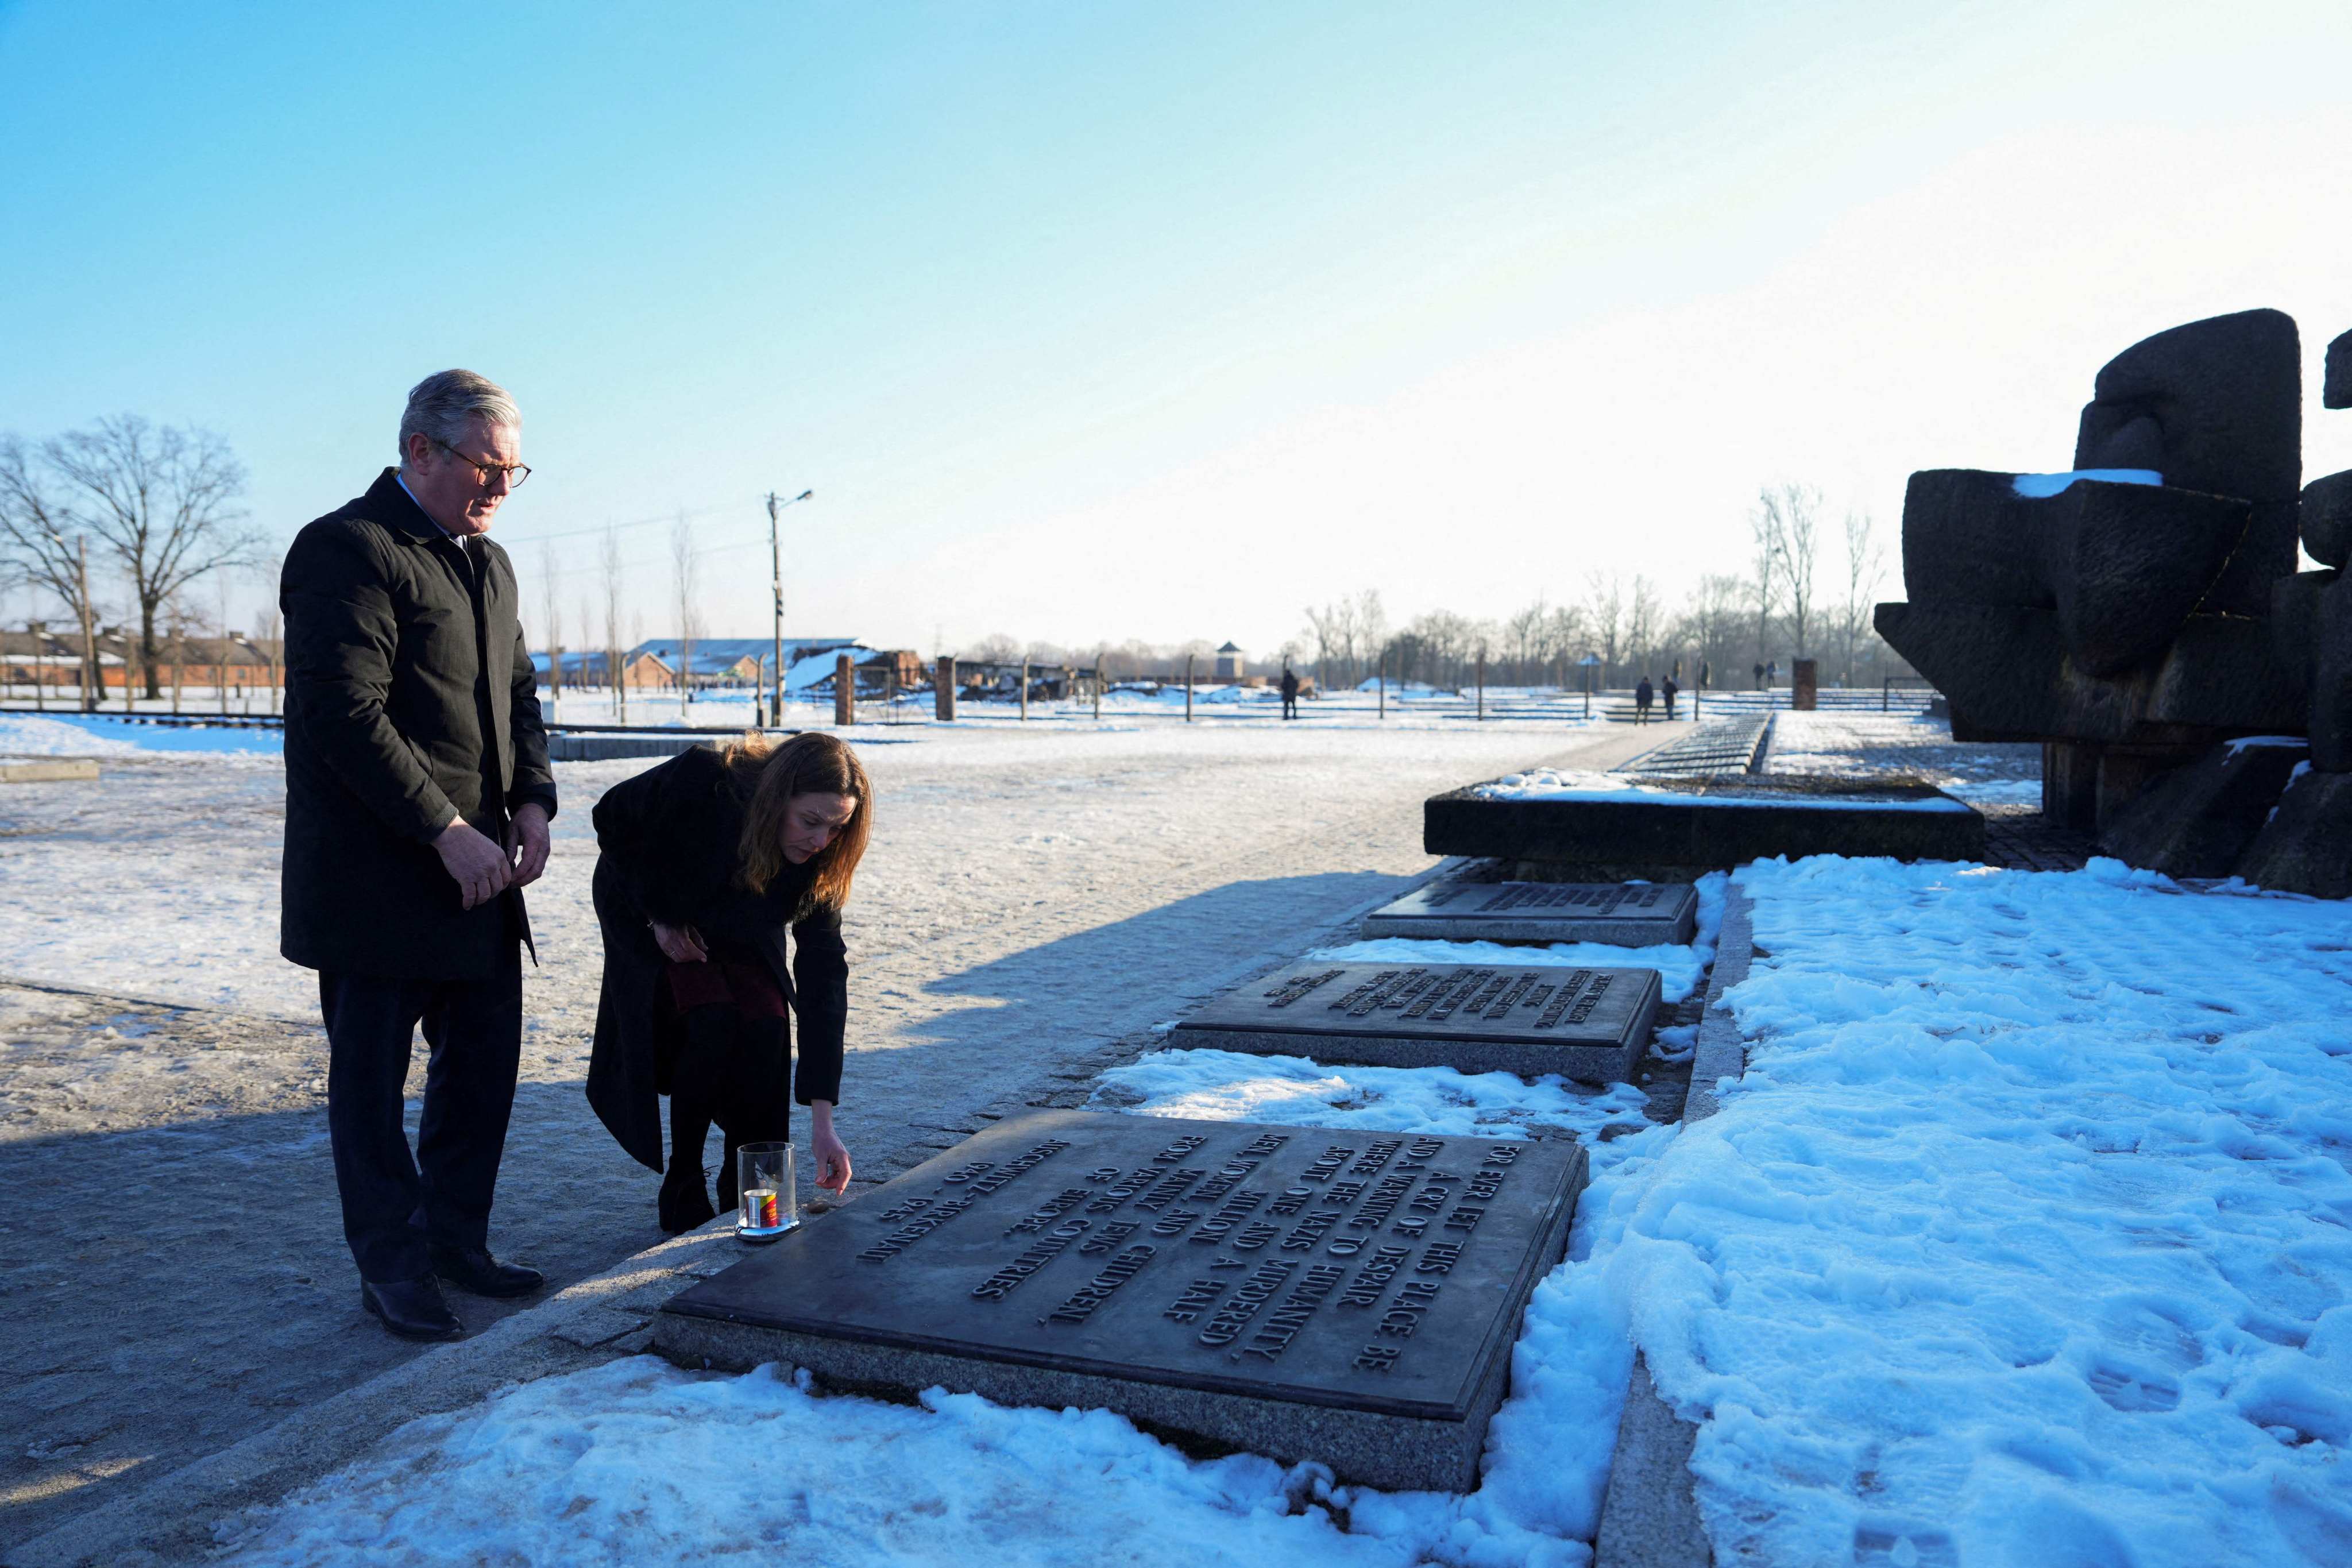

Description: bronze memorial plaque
[1170,960,1661,1083]
[656,1109,1588,1493]
[1360,879,1698,947]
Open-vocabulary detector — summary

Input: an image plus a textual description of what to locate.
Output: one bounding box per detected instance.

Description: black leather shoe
[658,1168,719,1235]
[429,1246,546,1299]
[361,1275,463,1341]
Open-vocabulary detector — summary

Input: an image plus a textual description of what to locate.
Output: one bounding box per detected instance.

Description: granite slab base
[1427,773,1983,871]
[1171,960,1661,1084]
[655,1110,1586,1493]
[1360,880,1698,947]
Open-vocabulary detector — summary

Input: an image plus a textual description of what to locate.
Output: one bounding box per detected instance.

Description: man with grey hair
[279,369,556,1341]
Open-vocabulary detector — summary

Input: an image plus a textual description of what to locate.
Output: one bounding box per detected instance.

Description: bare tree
[1838,508,1887,685]
[1505,597,1547,681]
[1353,590,1388,690]
[0,437,101,693]
[965,632,1021,663]
[1540,604,1585,688]
[37,416,257,699]
[1749,508,1778,677]
[670,512,699,707]
[1582,569,1624,686]
[1756,482,1824,659]
[1681,573,1748,688]
[1626,574,1662,679]
[601,524,628,723]
[1301,602,1339,690]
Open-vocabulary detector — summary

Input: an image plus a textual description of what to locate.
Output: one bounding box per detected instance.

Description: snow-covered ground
[1,713,1667,1548]
[213,851,2352,1568]
[220,1050,1669,1568]
[1762,710,2042,809]
[0,711,283,757]
[25,707,2350,1567]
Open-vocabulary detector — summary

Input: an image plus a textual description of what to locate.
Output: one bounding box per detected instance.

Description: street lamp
[764,488,814,727]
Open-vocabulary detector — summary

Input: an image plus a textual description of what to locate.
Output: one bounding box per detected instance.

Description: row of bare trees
[1,416,261,700]
[1293,484,1901,694]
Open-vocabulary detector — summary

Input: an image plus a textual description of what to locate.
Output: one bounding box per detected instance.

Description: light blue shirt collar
[396,472,469,549]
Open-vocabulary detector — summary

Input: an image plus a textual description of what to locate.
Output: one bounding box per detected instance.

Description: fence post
[1093,651,1103,722]
[936,656,957,721]
[1185,653,1195,723]
[835,653,853,726]
[1378,647,1386,720]
[1476,649,1485,721]
[1019,659,1029,722]
[1882,675,1890,713]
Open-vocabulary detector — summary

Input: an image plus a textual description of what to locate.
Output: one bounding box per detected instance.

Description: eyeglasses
[430,435,532,489]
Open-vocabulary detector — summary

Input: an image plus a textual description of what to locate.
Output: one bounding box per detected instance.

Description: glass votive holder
[736,1141,797,1243]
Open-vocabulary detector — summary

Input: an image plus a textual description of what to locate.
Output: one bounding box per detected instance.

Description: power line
[489,499,730,549]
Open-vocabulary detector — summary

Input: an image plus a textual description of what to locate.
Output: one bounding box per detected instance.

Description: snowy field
[0,708,1659,1550]
[210,853,2352,1567]
[16,706,2350,1567]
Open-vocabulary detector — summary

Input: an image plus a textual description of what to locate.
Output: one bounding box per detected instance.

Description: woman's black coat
[586,746,848,1171]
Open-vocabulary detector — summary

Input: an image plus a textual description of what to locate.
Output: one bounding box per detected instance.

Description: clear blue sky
[5,1,2350,656]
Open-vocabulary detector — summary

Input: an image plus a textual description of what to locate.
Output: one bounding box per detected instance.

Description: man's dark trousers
[320,939,522,1283]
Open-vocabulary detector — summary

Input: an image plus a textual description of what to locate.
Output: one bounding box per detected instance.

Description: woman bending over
[587,731,870,1231]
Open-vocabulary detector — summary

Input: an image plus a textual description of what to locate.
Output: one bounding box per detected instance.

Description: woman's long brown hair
[723,731,872,911]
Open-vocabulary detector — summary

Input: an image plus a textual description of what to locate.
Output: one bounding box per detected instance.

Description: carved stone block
[1875,602,2305,747]
[2072,307,2300,615]
[2301,470,2352,570]
[2311,573,2352,772]
[1427,772,1984,872]
[2237,766,2352,897]
[655,1109,1586,1493]
[2098,737,2309,877]
[1171,960,1661,1084]
[1359,880,1697,947]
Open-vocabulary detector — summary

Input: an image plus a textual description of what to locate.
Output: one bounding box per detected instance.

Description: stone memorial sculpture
[1876,308,2352,894]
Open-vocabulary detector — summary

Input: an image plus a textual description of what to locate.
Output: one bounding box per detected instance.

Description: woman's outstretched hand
[809,1100,852,1195]
[651,921,708,964]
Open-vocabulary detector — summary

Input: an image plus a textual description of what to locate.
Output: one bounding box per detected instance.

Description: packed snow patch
[2010,468,2162,497]
[0,712,280,756]
[0,713,142,756]
[1614,854,2352,1567]
[1477,768,1972,812]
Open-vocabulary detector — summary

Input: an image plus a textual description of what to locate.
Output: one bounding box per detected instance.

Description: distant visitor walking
[1280,663,1300,720]
[1662,675,1679,721]
[1634,675,1655,724]
[279,369,554,1343]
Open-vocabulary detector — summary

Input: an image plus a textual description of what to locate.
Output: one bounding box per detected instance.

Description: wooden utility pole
[834,652,854,727]
[936,656,956,721]
[1093,648,1103,722]
[1184,653,1194,723]
[764,489,812,728]
[1019,658,1029,721]
[1378,645,1386,720]
[75,539,96,713]
[1476,648,1485,721]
